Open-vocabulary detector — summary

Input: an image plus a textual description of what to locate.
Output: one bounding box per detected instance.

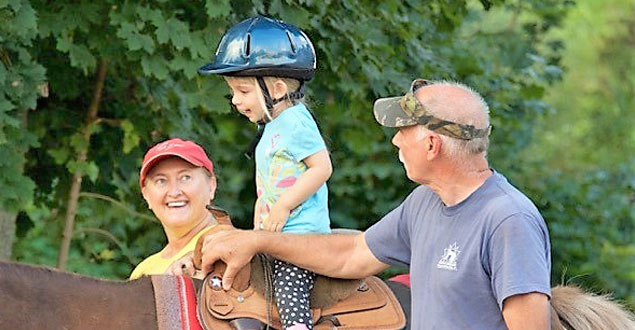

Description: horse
[0,259,412,330]
[1,260,634,330]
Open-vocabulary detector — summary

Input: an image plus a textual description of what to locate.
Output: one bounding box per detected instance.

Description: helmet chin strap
[256,77,305,121]
[245,77,305,159]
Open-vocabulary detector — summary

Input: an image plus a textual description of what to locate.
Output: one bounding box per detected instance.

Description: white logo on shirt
[437,242,461,271]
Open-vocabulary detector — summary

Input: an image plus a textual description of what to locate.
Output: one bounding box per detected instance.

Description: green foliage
[4,0,630,308]
[0,0,44,212]
[515,0,635,308]
[512,162,635,308]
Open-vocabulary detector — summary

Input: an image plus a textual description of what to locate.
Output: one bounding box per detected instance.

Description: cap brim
[373,96,418,128]
[140,153,205,186]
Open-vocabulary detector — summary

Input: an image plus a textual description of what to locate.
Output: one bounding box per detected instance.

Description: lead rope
[258,253,275,329]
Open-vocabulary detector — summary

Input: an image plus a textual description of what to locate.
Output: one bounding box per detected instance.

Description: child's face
[226,78,266,123]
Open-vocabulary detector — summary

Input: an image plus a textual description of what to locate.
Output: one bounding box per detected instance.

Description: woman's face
[141,157,216,233]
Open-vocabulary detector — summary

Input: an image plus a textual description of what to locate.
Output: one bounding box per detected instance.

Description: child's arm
[264,149,332,232]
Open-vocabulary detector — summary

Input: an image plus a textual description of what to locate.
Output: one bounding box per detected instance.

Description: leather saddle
[193,206,406,330]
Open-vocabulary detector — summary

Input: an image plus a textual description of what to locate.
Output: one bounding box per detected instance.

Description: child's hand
[264,202,291,232]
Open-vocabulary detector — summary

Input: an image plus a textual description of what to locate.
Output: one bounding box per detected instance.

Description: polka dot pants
[273,259,315,329]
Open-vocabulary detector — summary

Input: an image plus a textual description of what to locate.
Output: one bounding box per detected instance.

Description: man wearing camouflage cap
[200,80,552,330]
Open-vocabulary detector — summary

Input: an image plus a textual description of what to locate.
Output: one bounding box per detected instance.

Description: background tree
[517,0,635,308]
[0,0,45,259]
[2,0,631,309]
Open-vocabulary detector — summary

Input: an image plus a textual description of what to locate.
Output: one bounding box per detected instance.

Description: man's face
[141,157,216,232]
[226,78,266,123]
[392,125,431,183]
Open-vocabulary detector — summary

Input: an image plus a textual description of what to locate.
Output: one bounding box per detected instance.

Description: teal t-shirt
[255,103,330,234]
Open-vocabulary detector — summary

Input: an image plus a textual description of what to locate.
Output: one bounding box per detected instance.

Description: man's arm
[200,230,389,290]
[502,292,550,330]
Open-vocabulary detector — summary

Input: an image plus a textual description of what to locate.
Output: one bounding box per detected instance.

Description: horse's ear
[206,205,232,225]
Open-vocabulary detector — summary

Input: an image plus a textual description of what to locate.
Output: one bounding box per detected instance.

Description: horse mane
[551,285,635,330]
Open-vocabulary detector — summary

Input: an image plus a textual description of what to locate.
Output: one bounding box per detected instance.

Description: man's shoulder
[479,172,543,222]
[410,184,435,197]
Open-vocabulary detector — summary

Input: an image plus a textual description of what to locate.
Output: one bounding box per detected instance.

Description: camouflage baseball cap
[373,79,491,140]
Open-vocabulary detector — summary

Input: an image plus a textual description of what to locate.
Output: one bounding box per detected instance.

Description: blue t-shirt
[365,171,551,330]
[255,103,330,234]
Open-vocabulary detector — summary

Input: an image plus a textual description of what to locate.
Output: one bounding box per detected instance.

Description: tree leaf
[205,0,231,19]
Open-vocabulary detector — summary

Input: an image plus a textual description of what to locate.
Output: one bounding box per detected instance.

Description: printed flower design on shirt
[256,150,307,223]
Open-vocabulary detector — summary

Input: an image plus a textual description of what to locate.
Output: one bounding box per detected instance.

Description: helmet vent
[245,33,252,56]
[286,31,296,54]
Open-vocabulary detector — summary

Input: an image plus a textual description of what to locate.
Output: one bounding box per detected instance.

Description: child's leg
[272,259,315,330]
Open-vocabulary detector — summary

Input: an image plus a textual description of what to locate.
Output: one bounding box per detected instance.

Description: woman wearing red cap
[129,138,217,279]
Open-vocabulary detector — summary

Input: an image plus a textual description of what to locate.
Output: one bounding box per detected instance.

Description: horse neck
[0,261,158,330]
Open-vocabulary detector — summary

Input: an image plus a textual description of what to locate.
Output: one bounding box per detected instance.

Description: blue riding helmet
[198,16,316,81]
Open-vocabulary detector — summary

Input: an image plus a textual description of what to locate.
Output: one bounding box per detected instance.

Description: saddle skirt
[198,273,405,330]
[194,206,406,330]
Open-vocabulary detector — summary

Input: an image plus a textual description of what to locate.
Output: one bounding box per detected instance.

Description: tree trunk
[0,210,16,260]
[57,60,108,270]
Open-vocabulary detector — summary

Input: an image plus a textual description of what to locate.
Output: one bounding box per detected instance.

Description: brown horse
[1,260,633,330]
[0,260,411,330]
[0,260,158,329]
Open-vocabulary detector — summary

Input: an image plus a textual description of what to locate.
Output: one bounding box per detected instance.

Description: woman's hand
[166,252,203,279]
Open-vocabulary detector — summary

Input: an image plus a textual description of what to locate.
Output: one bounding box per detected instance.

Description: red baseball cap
[139,138,214,187]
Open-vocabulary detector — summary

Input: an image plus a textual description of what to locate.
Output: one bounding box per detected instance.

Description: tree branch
[73,227,136,265]
[58,59,109,270]
[79,192,158,222]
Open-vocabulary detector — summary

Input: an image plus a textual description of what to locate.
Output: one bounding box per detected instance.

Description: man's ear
[426,133,442,160]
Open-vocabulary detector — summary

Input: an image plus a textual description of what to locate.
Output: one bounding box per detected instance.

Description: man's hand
[201,229,259,290]
[264,202,290,232]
